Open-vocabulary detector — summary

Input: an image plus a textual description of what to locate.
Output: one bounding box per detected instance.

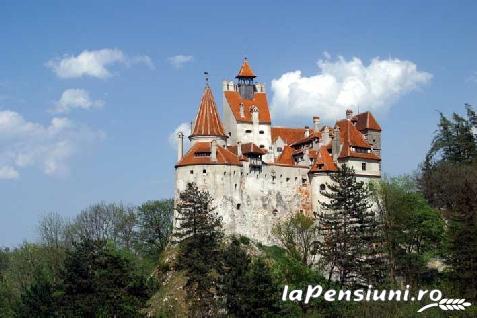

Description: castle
[175,59,382,244]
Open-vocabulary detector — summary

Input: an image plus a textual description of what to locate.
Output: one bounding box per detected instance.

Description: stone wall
[175,163,310,244]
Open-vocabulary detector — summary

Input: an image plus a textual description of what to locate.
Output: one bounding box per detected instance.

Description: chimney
[304,148,310,165]
[346,109,353,120]
[177,132,184,161]
[211,140,217,162]
[304,126,310,138]
[313,116,321,132]
[332,126,341,162]
[251,106,259,123]
[322,127,330,145]
[236,141,242,157]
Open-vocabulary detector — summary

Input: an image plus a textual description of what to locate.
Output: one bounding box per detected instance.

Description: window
[236,204,241,210]
[190,170,194,174]
[277,147,283,152]
[320,184,326,191]
[286,177,290,182]
[203,169,207,174]
[260,145,265,148]
[362,162,367,171]
[228,132,232,136]
[259,130,264,134]
[272,209,278,216]
[245,129,252,133]
[234,183,237,189]
[302,178,307,185]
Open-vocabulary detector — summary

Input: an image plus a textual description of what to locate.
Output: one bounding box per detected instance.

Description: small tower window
[362,163,367,171]
[245,129,252,133]
[259,130,264,134]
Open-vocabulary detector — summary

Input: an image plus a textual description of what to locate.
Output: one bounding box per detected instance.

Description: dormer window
[195,151,211,157]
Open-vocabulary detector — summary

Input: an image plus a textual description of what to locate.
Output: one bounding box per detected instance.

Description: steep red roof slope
[353,111,381,132]
[236,58,256,78]
[176,142,241,167]
[310,147,338,172]
[191,86,226,137]
[224,91,271,124]
[271,127,313,144]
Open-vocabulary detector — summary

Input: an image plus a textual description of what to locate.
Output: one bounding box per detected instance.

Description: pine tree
[221,237,251,317]
[316,164,384,287]
[174,182,224,317]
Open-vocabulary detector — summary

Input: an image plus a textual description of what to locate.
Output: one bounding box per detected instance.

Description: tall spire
[236,57,256,78]
[190,85,226,139]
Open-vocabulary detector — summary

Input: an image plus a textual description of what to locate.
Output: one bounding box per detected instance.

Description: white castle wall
[175,163,311,244]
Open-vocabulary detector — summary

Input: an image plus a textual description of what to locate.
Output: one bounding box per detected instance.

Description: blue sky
[1,1,477,246]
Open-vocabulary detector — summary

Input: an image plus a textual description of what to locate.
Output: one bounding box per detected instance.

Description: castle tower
[189,84,228,146]
[236,57,256,100]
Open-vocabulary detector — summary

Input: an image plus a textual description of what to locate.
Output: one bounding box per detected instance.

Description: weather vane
[204,71,209,84]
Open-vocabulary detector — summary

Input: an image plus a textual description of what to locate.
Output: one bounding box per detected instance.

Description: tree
[56,240,150,317]
[38,212,68,249]
[272,213,319,267]
[316,164,384,287]
[243,258,281,318]
[66,202,136,249]
[16,272,56,318]
[174,183,224,317]
[135,199,174,259]
[374,177,445,285]
[419,105,477,299]
[221,237,252,317]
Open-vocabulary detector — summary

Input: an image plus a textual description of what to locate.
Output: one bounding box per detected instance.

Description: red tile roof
[227,143,267,155]
[236,58,256,78]
[335,119,371,149]
[271,127,312,144]
[333,119,381,161]
[275,145,295,166]
[310,147,338,172]
[176,142,241,167]
[290,131,322,147]
[353,111,381,132]
[224,91,271,124]
[190,86,227,138]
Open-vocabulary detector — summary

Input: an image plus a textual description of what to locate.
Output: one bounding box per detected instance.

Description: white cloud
[168,55,194,68]
[271,55,432,121]
[0,110,104,179]
[0,166,19,180]
[46,48,154,79]
[169,122,191,149]
[52,89,104,113]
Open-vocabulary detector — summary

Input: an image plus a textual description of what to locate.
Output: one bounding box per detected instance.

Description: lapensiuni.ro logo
[282,285,472,313]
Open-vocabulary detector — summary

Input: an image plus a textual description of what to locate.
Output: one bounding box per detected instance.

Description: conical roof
[190,85,226,137]
[236,58,256,78]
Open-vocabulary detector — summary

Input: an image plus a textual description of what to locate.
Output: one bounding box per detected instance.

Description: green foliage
[317,164,385,287]
[56,240,151,317]
[16,272,57,318]
[272,213,319,267]
[174,182,224,317]
[375,177,445,285]
[427,105,477,164]
[135,199,174,259]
